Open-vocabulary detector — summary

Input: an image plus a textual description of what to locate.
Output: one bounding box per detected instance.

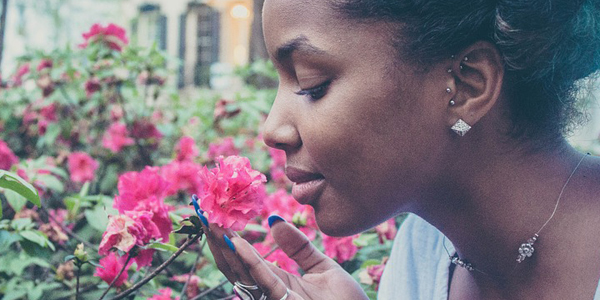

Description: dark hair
[333,0,600,140]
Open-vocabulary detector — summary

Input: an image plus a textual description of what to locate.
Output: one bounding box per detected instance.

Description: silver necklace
[443,153,589,276]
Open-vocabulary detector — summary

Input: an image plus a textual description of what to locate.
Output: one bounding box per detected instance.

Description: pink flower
[261,189,312,227]
[214,99,241,120]
[79,23,129,52]
[39,103,57,122]
[84,77,101,97]
[359,258,388,290]
[171,274,201,298]
[102,123,134,153]
[322,234,360,263]
[11,63,30,86]
[198,155,266,231]
[148,288,180,300]
[254,242,300,275]
[131,119,162,144]
[113,167,173,241]
[375,218,397,244]
[94,252,132,287]
[37,59,53,72]
[207,137,239,161]
[67,152,99,183]
[98,211,161,255]
[98,211,161,269]
[0,139,19,170]
[162,161,203,196]
[175,136,199,162]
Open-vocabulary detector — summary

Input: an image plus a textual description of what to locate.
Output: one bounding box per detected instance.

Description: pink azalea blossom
[359,258,388,290]
[98,211,161,269]
[37,59,53,72]
[39,103,57,122]
[261,189,312,227]
[102,123,134,153]
[98,211,161,255]
[175,136,199,162]
[0,139,19,170]
[375,218,397,244]
[113,167,172,241]
[161,161,203,196]
[79,23,129,52]
[172,274,201,298]
[254,242,300,275]
[131,119,162,144]
[198,155,266,231]
[11,63,30,86]
[67,152,99,183]
[94,252,132,287]
[148,288,180,300]
[84,77,101,97]
[207,137,239,161]
[322,234,360,263]
[213,99,241,120]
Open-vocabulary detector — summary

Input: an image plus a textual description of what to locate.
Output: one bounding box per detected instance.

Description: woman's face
[262,0,452,236]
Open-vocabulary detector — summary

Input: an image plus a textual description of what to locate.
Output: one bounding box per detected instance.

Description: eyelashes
[295,80,331,101]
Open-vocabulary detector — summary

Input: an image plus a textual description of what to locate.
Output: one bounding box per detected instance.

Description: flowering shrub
[0,22,408,300]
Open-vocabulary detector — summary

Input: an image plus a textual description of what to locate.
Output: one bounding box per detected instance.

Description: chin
[313,210,370,237]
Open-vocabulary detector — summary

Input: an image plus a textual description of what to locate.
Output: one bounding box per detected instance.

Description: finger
[270,219,339,274]
[232,236,294,300]
[219,231,265,300]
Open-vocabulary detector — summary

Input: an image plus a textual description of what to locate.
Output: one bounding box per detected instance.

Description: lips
[285,166,325,205]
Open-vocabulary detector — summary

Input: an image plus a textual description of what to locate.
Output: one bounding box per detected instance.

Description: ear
[447,41,504,129]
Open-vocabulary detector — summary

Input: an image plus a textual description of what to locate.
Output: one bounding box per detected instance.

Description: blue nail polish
[198,213,209,227]
[268,215,286,228]
[191,195,209,227]
[223,234,236,252]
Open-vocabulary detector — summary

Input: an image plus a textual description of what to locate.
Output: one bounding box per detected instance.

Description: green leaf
[79,181,90,197]
[3,189,27,213]
[0,231,22,252]
[87,260,103,268]
[85,205,112,232]
[35,173,64,193]
[0,170,41,209]
[147,242,179,253]
[19,230,48,247]
[64,254,76,262]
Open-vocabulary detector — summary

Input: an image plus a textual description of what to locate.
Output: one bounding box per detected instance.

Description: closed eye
[295,80,331,101]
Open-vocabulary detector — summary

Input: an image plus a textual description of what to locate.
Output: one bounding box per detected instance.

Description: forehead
[263,0,398,66]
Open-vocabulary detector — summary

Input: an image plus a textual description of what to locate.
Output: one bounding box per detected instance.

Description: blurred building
[2,0,265,91]
[121,0,262,90]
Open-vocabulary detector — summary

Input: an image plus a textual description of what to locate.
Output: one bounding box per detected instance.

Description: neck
[414,141,586,280]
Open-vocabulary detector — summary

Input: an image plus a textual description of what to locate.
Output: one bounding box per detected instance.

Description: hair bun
[495,0,600,83]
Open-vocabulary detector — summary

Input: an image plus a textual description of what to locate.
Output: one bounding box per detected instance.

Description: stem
[98,254,132,300]
[41,206,99,252]
[110,234,201,300]
[76,264,81,300]
[180,240,205,300]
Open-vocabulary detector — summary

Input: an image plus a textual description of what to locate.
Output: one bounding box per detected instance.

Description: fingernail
[191,195,208,226]
[223,234,236,252]
[268,215,286,228]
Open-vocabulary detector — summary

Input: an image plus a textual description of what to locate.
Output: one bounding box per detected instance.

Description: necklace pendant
[516,234,538,263]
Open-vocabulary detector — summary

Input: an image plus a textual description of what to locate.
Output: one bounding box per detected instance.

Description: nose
[262,91,302,151]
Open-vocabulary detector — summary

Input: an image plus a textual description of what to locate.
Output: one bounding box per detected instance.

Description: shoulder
[378,214,453,300]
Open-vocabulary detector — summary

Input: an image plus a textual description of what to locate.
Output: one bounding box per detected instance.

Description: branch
[109,234,201,300]
[98,254,132,300]
[180,240,206,300]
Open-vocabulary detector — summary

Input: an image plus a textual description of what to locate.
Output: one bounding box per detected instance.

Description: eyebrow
[274,35,329,63]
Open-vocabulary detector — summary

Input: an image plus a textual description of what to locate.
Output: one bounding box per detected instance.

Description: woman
[200,0,600,299]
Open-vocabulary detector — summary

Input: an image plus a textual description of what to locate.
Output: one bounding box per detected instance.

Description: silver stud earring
[447,68,453,73]
[449,100,456,106]
[463,56,469,61]
[446,87,452,93]
[451,119,471,136]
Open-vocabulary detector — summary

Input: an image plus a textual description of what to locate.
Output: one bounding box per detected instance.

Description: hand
[201,216,369,300]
